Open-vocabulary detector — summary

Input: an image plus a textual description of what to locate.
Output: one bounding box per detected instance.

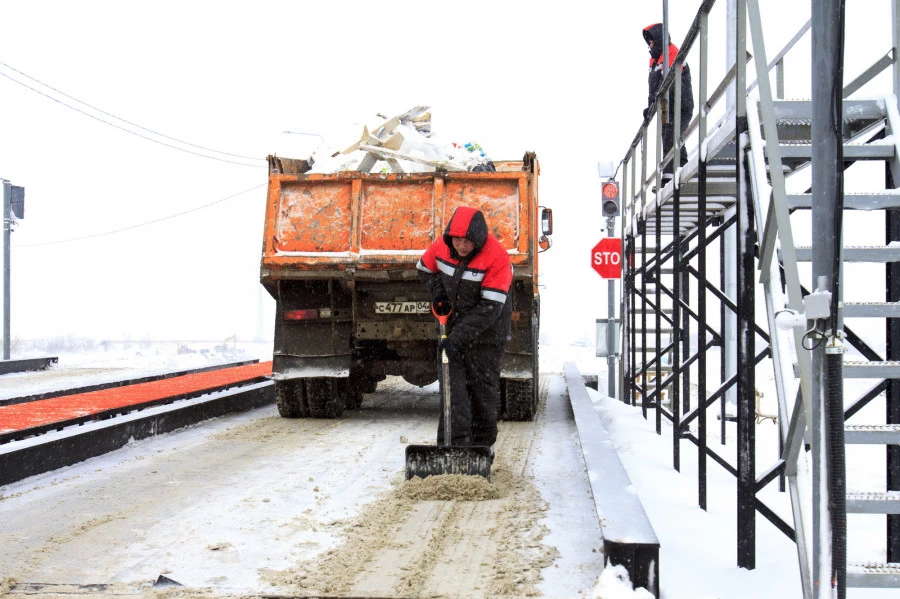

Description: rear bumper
[272,354,351,380]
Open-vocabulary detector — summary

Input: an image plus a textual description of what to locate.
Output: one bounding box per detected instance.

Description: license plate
[374,301,430,315]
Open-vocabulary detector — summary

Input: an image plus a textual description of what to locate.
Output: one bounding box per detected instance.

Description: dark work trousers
[436,343,505,447]
[661,114,691,174]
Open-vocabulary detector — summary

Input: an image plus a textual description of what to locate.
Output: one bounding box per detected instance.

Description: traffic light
[601,180,620,217]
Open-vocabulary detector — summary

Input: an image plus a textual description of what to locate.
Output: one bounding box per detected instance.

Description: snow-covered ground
[0,341,892,598]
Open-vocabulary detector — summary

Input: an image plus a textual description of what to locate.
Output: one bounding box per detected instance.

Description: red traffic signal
[601,181,620,217]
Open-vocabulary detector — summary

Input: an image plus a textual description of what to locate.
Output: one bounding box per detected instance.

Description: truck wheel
[305,378,345,419]
[343,377,365,410]
[275,380,308,418]
[359,375,378,394]
[503,378,536,421]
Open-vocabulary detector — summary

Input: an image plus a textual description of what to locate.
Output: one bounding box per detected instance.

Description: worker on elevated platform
[643,23,694,178]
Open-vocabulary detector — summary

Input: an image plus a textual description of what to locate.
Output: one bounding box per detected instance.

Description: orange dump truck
[260,152,552,420]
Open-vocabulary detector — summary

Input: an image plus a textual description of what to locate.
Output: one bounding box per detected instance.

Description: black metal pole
[656,203,663,435]
[736,143,756,570]
[735,0,755,570]
[626,235,634,406]
[698,137,708,512]
[720,233,727,444]
[682,266,691,414]
[885,174,900,563]
[673,184,682,471]
[812,0,846,592]
[642,221,649,419]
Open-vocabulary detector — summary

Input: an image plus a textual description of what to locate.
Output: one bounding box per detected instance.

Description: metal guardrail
[0,359,260,407]
[0,356,57,375]
[0,381,274,487]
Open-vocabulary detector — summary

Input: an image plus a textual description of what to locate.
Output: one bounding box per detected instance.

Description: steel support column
[811,0,845,593]
[735,0,756,570]
[720,232,728,443]
[887,178,900,563]
[697,6,710,512]
[642,221,649,419]
[656,204,663,434]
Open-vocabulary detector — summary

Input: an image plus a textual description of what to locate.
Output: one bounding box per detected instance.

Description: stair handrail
[843,49,897,98]
[746,89,815,599]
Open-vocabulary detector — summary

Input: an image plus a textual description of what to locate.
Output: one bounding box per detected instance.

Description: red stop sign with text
[591,237,622,279]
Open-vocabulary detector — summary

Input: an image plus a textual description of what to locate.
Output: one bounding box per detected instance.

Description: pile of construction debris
[277,106,494,175]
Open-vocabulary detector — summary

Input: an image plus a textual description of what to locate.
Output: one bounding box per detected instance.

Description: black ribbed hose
[826,350,846,597]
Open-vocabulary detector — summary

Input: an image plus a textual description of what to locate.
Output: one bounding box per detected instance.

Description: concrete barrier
[564,362,660,597]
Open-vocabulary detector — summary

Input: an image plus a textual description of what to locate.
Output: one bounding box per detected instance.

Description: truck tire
[344,377,365,410]
[305,378,345,419]
[275,380,309,418]
[359,375,379,394]
[503,378,536,421]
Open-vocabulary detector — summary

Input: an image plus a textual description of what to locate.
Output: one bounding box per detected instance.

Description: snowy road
[0,373,605,598]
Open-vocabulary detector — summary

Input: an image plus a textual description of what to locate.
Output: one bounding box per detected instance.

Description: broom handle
[441,323,452,447]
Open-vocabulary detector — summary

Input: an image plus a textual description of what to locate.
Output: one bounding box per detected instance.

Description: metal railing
[616,1,900,597]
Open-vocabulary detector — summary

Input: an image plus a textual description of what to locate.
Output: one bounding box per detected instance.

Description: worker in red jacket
[643,23,694,176]
[416,206,512,455]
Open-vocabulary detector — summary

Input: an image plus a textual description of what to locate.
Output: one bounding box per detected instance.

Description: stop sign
[591,237,622,278]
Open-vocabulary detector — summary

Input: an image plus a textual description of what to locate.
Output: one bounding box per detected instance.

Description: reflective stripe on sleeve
[481,289,507,303]
[416,259,435,273]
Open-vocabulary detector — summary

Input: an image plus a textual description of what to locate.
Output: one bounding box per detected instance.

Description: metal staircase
[617,0,900,596]
[753,93,900,590]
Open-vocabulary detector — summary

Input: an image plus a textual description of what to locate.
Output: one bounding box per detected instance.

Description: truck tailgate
[262,168,535,271]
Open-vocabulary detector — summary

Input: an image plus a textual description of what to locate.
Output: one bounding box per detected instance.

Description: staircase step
[678,180,738,196]
[664,199,734,212]
[772,99,886,122]
[847,562,900,588]
[844,361,900,378]
[775,143,895,162]
[795,246,900,262]
[846,491,900,514]
[843,302,900,318]
[787,191,900,211]
[845,424,900,444]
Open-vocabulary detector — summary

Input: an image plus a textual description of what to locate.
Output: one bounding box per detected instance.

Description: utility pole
[607,216,617,398]
[3,179,24,360]
[3,180,11,360]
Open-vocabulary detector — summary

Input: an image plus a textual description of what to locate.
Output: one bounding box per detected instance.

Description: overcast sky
[0,1,893,346]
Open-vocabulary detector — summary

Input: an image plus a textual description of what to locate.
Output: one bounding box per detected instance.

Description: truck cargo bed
[261,160,538,274]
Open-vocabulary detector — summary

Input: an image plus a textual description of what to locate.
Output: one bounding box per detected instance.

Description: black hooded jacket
[643,23,694,123]
[416,206,513,347]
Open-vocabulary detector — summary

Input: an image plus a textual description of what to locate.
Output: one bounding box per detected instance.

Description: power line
[0,60,265,162]
[0,61,266,168]
[14,184,266,248]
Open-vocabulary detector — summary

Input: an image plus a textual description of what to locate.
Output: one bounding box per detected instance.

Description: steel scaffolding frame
[617,1,900,596]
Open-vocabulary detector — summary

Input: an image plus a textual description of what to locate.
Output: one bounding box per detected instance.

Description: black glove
[439,337,459,360]
[432,293,451,316]
[642,107,650,121]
